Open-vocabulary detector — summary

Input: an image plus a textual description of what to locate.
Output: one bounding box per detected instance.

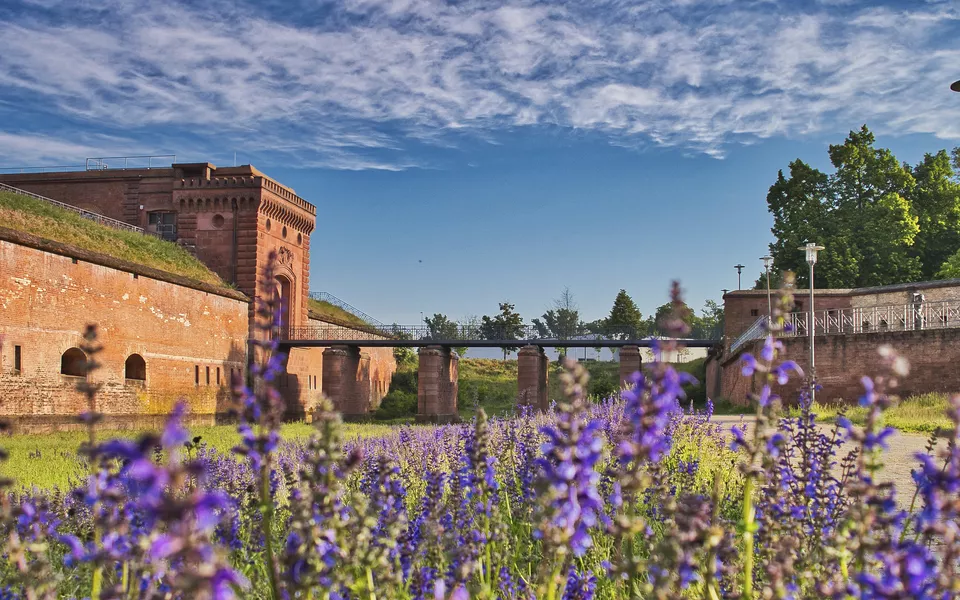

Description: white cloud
[0,0,958,169]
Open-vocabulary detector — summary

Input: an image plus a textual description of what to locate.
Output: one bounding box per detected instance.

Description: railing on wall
[785,300,960,337]
[84,155,176,171]
[730,316,768,354]
[729,299,960,355]
[0,182,144,234]
[308,292,387,329]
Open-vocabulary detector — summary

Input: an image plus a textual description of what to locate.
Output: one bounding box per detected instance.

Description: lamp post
[800,243,825,402]
[761,256,773,321]
[734,264,745,290]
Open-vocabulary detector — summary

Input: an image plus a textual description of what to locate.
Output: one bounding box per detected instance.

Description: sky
[0,0,959,325]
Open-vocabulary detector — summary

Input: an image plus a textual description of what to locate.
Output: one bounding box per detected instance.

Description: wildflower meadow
[1,258,959,600]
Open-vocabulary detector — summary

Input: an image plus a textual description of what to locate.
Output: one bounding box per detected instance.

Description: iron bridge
[278,324,721,349]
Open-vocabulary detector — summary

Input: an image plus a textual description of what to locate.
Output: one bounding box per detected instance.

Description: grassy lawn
[803,392,954,435]
[2,421,394,490]
[0,191,228,288]
[307,298,372,328]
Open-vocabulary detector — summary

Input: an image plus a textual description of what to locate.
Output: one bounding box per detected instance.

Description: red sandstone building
[0,161,395,428]
[709,279,960,405]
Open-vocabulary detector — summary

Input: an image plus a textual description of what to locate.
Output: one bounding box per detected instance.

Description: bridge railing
[0,182,145,234]
[284,323,722,343]
[729,316,768,354]
[784,299,960,338]
[308,291,386,329]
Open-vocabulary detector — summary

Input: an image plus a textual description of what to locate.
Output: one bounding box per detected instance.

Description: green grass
[0,191,228,288]
[307,298,371,328]
[2,421,394,490]
[800,392,954,435]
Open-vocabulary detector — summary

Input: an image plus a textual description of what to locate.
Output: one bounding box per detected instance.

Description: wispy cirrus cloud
[0,0,958,170]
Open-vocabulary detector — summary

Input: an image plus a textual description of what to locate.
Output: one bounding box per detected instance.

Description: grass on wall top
[307,298,372,328]
[0,190,229,289]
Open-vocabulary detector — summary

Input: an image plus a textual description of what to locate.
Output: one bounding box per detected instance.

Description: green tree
[652,300,696,337]
[911,150,960,279]
[423,313,467,357]
[389,324,416,366]
[532,287,583,360]
[480,302,525,360]
[604,289,645,339]
[692,300,724,339]
[765,126,923,288]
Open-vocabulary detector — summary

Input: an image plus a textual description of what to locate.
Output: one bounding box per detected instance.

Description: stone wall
[0,232,249,431]
[716,328,960,406]
[280,317,396,417]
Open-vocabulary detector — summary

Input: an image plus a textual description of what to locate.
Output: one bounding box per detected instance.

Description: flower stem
[741,474,755,599]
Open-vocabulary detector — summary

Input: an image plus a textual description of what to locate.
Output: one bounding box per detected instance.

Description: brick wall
[0,236,249,430]
[279,317,397,417]
[723,290,852,340]
[717,328,960,406]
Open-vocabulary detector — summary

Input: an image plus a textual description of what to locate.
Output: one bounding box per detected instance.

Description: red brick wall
[280,318,397,417]
[723,291,852,340]
[719,329,960,406]
[0,239,249,429]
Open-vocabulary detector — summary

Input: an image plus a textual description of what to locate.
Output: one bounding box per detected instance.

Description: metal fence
[785,300,960,337]
[284,323,721,344]
[0,182,144,234]
[84,155,176,171]
[730,299,960,354]
[308,291,387,329]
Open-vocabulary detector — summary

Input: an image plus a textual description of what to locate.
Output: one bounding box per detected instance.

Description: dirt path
[709,415,949,506]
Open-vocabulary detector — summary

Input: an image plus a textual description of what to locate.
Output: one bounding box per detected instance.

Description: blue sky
[1,0,959,325]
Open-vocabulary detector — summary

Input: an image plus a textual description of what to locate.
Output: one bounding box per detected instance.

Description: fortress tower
[0,162,317,334]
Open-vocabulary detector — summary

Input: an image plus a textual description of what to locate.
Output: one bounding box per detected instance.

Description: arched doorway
[275,274,293,338]
[125,354,146,381]
[60,348,87,377]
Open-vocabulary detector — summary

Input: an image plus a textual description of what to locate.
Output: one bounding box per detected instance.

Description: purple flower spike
[772,361,803,385]
[741,354,758,376]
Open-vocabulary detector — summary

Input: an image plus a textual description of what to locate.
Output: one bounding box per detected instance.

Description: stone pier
[619,345,642,387]
[416,346,459,423]
[321,345,369,418]
[518,345,549,412]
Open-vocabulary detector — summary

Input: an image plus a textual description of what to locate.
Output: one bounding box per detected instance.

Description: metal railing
[730,316,769,354]
[308,292,386,328]
[0,164,87,174]
[0,182,144,233]
[283,323,721,345]
[729,300,960,354]
[785,300,960,337]
[85,155,176,171]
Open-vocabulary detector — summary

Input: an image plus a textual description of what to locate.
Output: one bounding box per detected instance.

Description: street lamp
[734,264,745,290]
[800,242,825,402]
[761,256,773,320]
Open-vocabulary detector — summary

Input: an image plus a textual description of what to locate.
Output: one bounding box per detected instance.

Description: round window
[212,214,225,228]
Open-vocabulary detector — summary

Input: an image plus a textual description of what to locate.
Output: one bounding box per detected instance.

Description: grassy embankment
[0,190,228,288]
[802,392,954,435]
[3,422,394,490]
[306,297,372,328]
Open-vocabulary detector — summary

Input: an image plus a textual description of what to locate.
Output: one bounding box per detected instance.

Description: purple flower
[741,354,758,376]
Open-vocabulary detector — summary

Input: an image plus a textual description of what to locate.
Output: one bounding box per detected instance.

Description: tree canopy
[480,302,525,359]
[603,289,647,339]
[532,287,583,359]
[423,313,467,357]
[765,126,960,288]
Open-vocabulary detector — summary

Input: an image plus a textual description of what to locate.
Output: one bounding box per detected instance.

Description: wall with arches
[0,232,249,431]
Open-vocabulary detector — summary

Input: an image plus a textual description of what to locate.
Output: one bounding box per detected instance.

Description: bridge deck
[278,338,720,348]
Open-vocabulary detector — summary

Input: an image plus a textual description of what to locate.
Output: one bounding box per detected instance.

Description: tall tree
[532,287,583,360]
[652,300,696,337]
[765,126,924,288]
[423,313,467,357]
[480,302,525,360]
[604,289,645,339]
[692,300,724,339]
[911,150,960,279]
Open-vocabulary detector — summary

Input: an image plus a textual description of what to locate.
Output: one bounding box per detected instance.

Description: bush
[374,390,417,419]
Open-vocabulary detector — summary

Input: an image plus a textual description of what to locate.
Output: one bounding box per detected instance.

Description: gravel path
[709,415,950,506]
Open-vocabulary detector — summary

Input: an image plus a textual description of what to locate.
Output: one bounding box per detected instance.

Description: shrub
[374,389,418,419]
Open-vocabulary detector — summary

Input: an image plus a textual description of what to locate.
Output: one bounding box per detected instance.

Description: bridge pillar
[416,346,459,423]
[322,345,366,418]
[619,345,642,388]
[518,345,549,413]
